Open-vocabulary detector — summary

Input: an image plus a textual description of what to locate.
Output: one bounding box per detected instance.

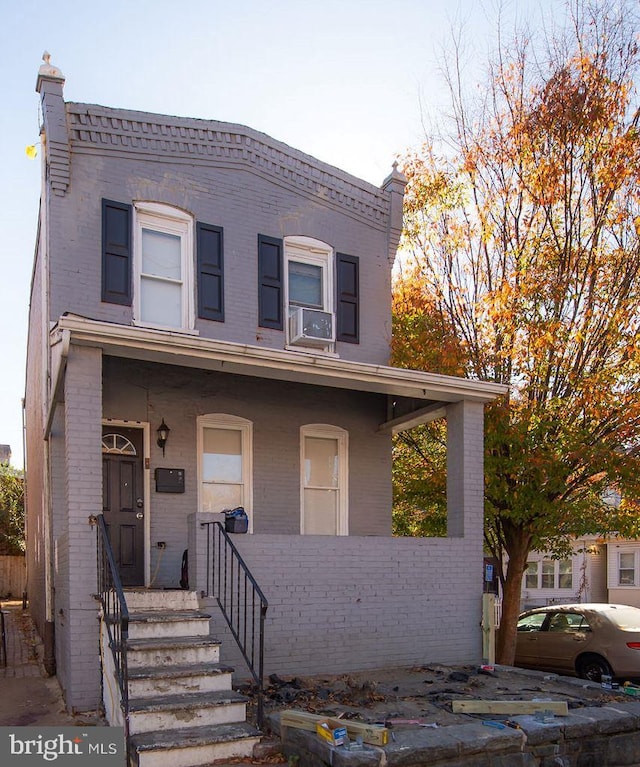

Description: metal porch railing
[95,513,130,751]
[200,521,268,727]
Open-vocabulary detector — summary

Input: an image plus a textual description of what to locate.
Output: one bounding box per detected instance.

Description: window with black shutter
[197,222,224,321]
[336,253,359,343]
[258,234,283,329]
[102,199,132,305]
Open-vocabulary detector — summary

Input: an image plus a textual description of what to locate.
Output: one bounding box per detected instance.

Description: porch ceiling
[51,315,507,432]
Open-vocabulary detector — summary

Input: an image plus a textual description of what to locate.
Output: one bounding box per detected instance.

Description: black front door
[102,426,145,586]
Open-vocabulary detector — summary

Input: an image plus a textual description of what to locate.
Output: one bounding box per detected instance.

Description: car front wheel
[576,654,613,682]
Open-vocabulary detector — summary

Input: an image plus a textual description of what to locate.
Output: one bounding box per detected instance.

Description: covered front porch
[46,314,505,712]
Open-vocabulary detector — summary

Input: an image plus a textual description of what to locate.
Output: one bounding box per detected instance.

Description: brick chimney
[35,52,69,197]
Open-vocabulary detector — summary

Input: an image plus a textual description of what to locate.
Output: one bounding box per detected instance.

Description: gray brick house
[24,55,505,721]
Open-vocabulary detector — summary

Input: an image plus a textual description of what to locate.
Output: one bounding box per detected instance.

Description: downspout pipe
[41,328,70,676]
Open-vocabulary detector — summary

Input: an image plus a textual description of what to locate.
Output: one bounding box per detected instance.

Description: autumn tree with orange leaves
[394,1,640,666]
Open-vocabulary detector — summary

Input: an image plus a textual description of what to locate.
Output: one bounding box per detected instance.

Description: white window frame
[197,414,253,532]
[618,550,637,587]
[299,424,348,536]
[525,561,539,589]
[523,557,573,590]
[133,202,195,331]
[284,236,334,352]
[541,559,555,589]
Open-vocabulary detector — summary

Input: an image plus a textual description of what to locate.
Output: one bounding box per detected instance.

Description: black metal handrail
[95,513,130,749]
[201,521,268,727]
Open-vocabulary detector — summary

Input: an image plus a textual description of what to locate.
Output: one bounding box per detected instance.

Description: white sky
[0,0,556,468]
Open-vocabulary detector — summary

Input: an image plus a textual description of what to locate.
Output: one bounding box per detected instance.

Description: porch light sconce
[156,419,170,457]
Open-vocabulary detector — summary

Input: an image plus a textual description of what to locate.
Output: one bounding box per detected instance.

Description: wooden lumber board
[451,700,569,716]
[279,709,389,745]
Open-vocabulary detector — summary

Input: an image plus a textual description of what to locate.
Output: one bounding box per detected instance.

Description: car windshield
[604,606,640,630]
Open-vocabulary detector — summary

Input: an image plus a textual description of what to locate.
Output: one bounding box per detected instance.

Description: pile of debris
[229,664,640,766]
[241,663,633,729]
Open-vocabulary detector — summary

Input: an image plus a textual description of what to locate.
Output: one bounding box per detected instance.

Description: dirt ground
[245,662,636,731]
[217,663,640,765]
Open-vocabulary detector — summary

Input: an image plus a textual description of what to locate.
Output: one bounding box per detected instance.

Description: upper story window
[286,237,334,351]
[134,203,193,330]
[257,234,359,349]
[102,198,224,329]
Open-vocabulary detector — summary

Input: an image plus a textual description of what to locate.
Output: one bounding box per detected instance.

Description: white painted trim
[101,419,151,586]
[284,235,335,353]
[133,202,195,331]
[299,424,348,536]
[608,544,640,590]
[53,316,508,408]
[196,414,254,533]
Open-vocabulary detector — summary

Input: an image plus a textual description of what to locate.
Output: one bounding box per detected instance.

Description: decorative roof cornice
[67,103,391,230]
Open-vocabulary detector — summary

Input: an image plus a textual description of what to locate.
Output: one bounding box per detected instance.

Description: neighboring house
[606,539,640,608]
[521,537,608,611]
[519,488,639,611]
[25,55,505,720]
[0,445,10,464]
[521,536,640,611]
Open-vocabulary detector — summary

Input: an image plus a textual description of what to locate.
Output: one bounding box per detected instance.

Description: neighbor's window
[619,552,636,586]
[558,559,573,589]
[198,415,253,529]
[525,562,538,589]
[134,202,194,330]
[524,559,572,589]
[541,560,555,589]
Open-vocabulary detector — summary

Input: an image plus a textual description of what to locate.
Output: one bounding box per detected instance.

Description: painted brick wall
[45,105,395,366]
[447,401,484,540]
[199,533,483,678]
[102,357,392,588]
[24,239,48,639]
[59,344,103,711]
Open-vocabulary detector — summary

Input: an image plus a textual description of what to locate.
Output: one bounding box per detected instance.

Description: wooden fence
[0,556,26,599]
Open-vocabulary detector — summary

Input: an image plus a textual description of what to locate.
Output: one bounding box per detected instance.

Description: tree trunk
[496,535,530,665]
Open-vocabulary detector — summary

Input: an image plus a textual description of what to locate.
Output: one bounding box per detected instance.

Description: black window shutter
[197,222,224,322]
[258,235,283,329]
[336,253,359,343]
[102,199,132,305]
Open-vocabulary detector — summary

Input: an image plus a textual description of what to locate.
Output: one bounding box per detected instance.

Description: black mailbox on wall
[155,468,185,493]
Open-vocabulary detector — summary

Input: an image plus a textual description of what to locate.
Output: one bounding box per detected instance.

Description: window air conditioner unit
[289,307,334,347]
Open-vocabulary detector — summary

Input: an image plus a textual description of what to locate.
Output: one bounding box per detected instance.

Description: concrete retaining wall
[275,700,640,766]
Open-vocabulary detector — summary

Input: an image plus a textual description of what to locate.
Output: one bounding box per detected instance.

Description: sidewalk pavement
[0,600,105,727]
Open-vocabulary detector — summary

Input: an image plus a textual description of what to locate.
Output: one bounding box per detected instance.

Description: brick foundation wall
[199,533,483,678]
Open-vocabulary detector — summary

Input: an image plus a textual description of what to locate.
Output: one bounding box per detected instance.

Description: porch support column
[63,343,103,711]
[446,400,485,539]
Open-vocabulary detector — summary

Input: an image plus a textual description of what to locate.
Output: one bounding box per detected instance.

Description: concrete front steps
[105,589,261,767]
